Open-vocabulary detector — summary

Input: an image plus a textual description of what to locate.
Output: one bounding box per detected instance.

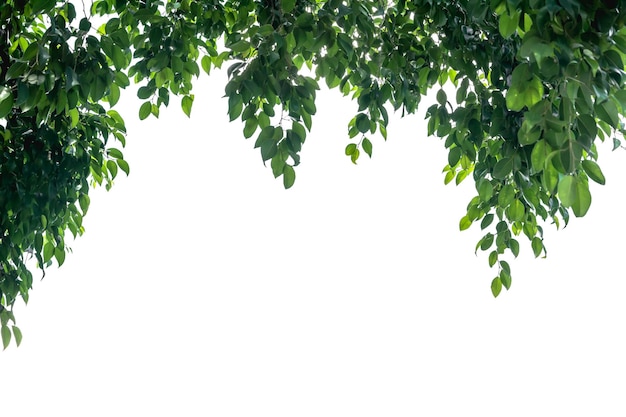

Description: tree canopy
[2,0,625,347]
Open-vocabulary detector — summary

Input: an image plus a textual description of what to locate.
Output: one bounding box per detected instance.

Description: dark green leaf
[355,113,370,134]
[493,157,513,179]
[500,271,511,290]
[481,213,494,230]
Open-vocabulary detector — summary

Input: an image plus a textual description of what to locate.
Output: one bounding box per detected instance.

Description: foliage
[2,0,626,347]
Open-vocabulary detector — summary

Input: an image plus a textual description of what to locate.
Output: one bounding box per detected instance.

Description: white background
[2,69,626,416]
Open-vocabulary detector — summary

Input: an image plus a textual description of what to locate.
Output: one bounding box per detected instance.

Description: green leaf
[558,175,592,217]
[507,199,525,222]
[542,161,559,194]
[582,160,606,185]
[509,238,519,258]
[497,184,515,208]
[271,153,285,178]
[117,159,130,176]
[506,64,543,111]
[0,86,15,118]
[492,157,513,179]
[355,113,370,134]
[139,101,151,120]
[107,160,118,179]
[228,94,243,121]
[282,0,296,13]
[481,213,494,230]
[201,55,212,75]
[345,143,357,155]
[283,165,295,189]
[531,237,543,258]
[500,271,511,290]
[491,277,503,297]
[530,140,551,173]
[448,147,462,167]
[243,117,258,139]
[55,247,66,266]
[12,326,22,347]
[43,242,54,263]
[230,40,251,53]
[459,215,472,231]
[480,233,494,251]
[436,89,447,106]
[350,148,360,164]
[137,86,154,100]
[498,10,520,38]
[488,250,498,267]
[79,194,90,215]
[182,95,194,117]
[362,138,373,158]
[107,148,124,159]
[595,100,619,128]
[1,325,10,349]
[478,179,493,202]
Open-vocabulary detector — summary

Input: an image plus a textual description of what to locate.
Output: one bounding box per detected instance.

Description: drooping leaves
[2,0,626,338]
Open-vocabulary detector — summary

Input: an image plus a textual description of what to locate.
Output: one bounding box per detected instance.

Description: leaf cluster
[2,0,626,346]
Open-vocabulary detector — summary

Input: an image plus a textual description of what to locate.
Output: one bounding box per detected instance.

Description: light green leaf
[0,86,14,118]
[491,277,503,297]
[182,95,194,117]
[282,0,296,13]
[459,215,472,231]
[582,160,606,185]
[350,148,360,164]
[12,326,22,347]
[507,199,525,222]
[506,64,544,111]
[530,140,550,173]
[558,175,592,217]
[55,247,66,266]
[139,101,151,120]
[43,242,54,263]
[1,325,10,349]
